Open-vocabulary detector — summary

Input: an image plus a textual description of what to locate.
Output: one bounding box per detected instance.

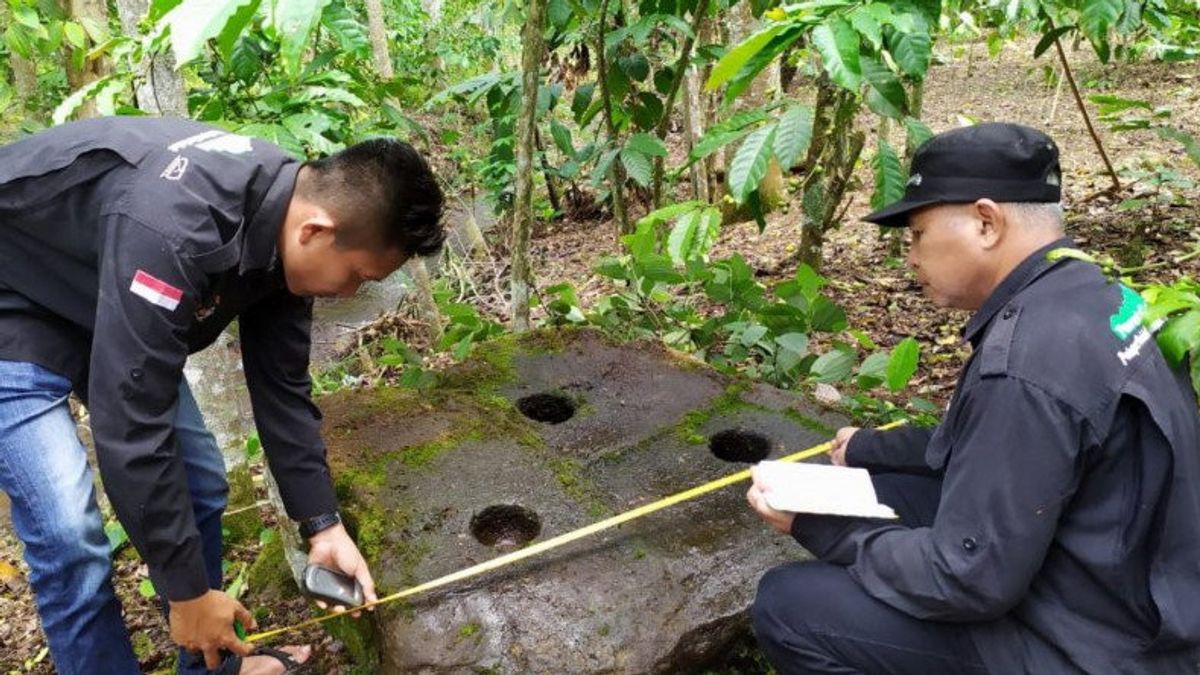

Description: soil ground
[1,37,1197,674]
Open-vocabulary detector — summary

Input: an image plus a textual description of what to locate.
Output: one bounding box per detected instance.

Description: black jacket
[0,118,337,601]
[793,239,1200,674]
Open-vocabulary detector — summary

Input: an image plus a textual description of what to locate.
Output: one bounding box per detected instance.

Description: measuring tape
[246,420,905,643]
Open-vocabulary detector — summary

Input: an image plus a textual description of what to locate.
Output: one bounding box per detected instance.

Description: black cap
[864,122,1062,227]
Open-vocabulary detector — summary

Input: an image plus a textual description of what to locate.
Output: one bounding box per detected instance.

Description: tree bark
[365,0,394,79]
[511,0,547,331]
[115,0,187,116]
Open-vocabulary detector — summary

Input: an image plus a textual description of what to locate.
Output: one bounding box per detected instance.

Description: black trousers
[751,473,990,675]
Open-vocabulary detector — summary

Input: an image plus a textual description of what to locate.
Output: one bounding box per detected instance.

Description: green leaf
[13,6,40,30]
[548,0,572,30]
[690,107,772,159]
[270,0,334,77]
[862,56,907,119]
[572,83,595,122]
[773,105,814,171]
[667,209,701,267]
[139,578,157,599]
[871,138,905,211]
[854,345,892,384]
[63,21,87,49]
[53,75,127,124]
[728,123,777,204]
[105,521,129,552]
[551,120,575,157]
[1156,309,1200,367]
[301,86,365,106]
[889,27,931,79]
[722,26,805,104]
[1157,126,1200,171]
[217,0,262,61]
[885,337,920,391]
[849,7,882,50]
[1033,24,1076,59]
[903,116,934,153]
[4,25,35,60]
[811,349,855,383]
[638,200,706,226]
[626,132,668,157]
[706,23,788,91]
[776,332,810,374]
[812,18,862,90]
[632,91,665,130]
[619,53,651,82]
[667,206,721,266]
[321,1,369,56]
[810,296,847,332]
[162,0,259,65]
[621,148,653,187]
[1080,0,1122,47]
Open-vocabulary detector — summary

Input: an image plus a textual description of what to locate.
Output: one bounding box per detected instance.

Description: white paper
[756,461,898,519]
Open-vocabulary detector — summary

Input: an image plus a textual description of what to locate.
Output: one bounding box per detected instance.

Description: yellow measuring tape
[247,420,905,643]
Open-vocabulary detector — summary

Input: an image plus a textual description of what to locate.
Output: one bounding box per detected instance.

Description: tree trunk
[511,0,547,331]
[365,0,394,79]
[115,0,187,116]
[596,0,630,236]
[64,0,111,119]
[404,258,442,341]
[534,127,561,216]
[682,68,706,201]
[650,0,709,208]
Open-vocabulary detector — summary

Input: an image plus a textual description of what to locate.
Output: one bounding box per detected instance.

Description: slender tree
[511,0,548,331]
[115,0,186,116]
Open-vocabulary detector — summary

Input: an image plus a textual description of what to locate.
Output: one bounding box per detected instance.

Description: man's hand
[829,426,860,466]
[307,523,378,616]
[168,590,255,670]
[747,466,795,535]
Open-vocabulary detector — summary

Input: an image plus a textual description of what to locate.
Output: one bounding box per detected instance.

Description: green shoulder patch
[1110,284,1147,341]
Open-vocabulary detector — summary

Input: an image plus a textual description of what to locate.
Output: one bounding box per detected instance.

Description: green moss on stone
[245,529,298,601]
[548,457,611,518]
[782,408,836,437]
[222,462,262,545]
[457,622,483,642]
[323,613,381,672]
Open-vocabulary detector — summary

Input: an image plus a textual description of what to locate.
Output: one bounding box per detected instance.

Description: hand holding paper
[752,461,898,520]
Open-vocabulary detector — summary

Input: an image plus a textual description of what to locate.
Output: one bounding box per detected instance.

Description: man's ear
[973,198,1005,249]
[296,208,337,246]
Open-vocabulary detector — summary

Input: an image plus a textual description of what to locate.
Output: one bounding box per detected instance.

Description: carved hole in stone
[708,429,771,463]
[470,505,542,549]
[516,392,576,424]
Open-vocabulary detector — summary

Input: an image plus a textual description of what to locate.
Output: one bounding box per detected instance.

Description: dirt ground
[1,38,1197,674]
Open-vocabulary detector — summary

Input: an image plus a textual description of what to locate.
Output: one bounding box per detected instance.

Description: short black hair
[298,138,446,257]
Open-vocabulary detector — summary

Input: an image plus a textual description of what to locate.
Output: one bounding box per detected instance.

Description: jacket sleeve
[845,425,940,476]
[87,215,211,602]
[790,376,1086,621]
[238,287,338,522]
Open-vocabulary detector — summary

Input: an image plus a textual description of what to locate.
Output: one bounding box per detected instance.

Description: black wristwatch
[298,511,341,539]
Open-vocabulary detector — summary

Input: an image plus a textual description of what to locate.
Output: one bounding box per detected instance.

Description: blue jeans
[0,360,229,675]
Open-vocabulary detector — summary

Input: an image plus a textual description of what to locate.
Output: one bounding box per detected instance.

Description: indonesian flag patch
[130,270,183,311]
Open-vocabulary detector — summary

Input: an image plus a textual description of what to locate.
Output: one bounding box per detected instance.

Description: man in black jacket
[746,123,1200,674]
[0,118,445,674]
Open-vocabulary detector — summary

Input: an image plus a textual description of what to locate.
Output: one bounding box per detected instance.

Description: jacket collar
[240,161,300,276]
[963,237,1075,346]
